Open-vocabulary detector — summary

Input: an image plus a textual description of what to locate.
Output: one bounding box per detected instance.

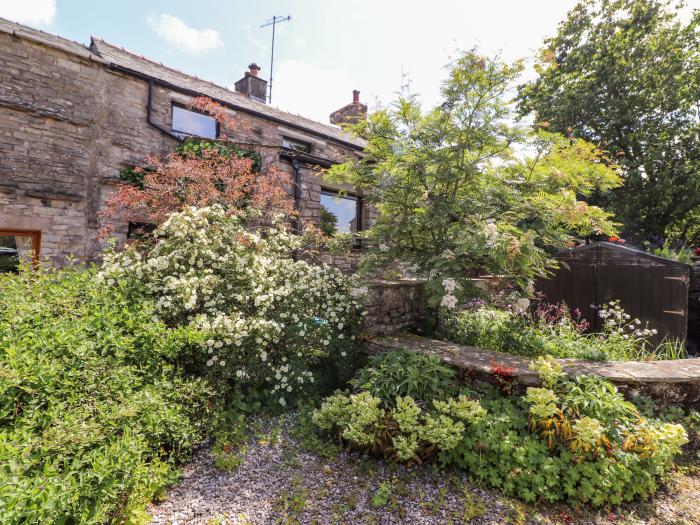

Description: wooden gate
[536,242,690,343]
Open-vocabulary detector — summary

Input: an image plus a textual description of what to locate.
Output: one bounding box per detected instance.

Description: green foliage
[292,400,342,459]
[371,481,394,508]
[0,267,219,524]
[211,411,249,471]
[328,51,619,303]
[518,0,700,244]
[313,351,687,506]
[312,390,470,464]
[348,348,457,406]
[649,245,694,264]
[319,206,339,237]
[119,139,262,189]
[176,138,262,172]
[99,205,364,408]
[118,165,154,188]
[441,303,683,361]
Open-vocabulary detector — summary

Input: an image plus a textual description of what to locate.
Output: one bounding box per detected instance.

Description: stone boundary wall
[367,334,700,406]
[362,280,426,336]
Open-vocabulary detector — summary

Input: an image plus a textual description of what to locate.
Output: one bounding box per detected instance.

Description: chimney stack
[235,63,268,103]
[330,90,368,126]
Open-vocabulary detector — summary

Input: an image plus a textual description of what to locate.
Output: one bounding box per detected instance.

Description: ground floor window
[0,229,41,272]
[319,189,361,237]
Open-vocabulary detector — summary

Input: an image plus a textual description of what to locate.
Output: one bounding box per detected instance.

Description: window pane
[282,137,311,153]
[172,106,217,139]
[0,234,36,273]
[320,192,358,235]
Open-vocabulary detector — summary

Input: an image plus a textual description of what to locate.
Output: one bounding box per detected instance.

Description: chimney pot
[330,89,367,125]
[248,63,261,77]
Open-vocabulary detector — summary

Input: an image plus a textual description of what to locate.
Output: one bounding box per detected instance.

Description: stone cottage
[0,17,373,271]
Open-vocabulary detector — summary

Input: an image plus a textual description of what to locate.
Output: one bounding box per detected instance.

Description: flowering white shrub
[99,205,363,405]
[440,277,459,310]
[598,300,658,339]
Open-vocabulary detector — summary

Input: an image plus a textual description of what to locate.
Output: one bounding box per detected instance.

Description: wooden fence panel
[536,243,690,344]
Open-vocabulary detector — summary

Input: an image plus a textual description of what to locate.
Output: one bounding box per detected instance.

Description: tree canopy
[518,0,700,245]
[328,52,620,305]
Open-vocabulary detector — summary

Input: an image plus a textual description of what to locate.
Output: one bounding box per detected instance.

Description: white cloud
[272,60,361,124]
[147,14,223,55]
[0,0,56,26]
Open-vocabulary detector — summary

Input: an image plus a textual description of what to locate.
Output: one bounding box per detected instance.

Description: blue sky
[1,0,697,124]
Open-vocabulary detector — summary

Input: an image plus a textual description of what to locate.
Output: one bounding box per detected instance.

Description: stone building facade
[0,17,374,269]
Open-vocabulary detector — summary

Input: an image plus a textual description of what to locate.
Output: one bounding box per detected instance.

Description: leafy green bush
[313,352,688,506]
[99,205,365,408]
[444,357,687,505]
[441,301,684,361]
[648,245,694,264]
[0,267,219,524]
[348,348,456,406]
[312,391,481,463]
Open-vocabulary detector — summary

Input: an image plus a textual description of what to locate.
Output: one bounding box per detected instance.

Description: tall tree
[518,0,700,245]
[328,52,620,306]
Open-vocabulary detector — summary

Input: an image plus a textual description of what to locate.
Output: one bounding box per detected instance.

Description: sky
[1,0,698,125]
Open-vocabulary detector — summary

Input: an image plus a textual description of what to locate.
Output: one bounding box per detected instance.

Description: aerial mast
[260,15,292,104]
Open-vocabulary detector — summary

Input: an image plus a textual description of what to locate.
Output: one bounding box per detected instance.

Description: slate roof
[0,16,104,63]
[0,17,365,149]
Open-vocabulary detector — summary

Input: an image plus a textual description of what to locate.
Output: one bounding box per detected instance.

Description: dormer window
[282,136,311,153]
[171,104,217,139]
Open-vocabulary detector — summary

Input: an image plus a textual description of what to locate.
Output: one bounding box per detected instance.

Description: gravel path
[148,414,700,525]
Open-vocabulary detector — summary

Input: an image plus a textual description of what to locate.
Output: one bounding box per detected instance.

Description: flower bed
[440,300,685,362]
[313,350,693,506]
[99,205,364,408]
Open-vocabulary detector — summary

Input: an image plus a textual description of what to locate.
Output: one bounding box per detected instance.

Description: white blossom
[441,294,458,309]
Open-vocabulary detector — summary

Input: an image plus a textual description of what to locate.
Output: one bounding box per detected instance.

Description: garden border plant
[312,351,689,506]
[439,299,685,362]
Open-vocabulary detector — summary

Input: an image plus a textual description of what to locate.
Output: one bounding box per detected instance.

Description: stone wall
[319,250,365,274]
[368,334,700,407]
[362,280,426,336]
[0,31,177,263]
[0,24,372,270]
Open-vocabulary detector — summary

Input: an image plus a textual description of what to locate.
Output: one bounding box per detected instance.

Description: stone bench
[366,333,700,406]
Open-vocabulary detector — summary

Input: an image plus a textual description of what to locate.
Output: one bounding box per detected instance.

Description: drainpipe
[146,79,182,141]
[291,158,302,234]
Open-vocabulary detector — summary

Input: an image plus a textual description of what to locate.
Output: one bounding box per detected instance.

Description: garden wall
[367,334,700,406]
[363,279,426,336]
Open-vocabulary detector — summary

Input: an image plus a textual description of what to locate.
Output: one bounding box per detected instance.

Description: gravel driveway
[148,414,700,525]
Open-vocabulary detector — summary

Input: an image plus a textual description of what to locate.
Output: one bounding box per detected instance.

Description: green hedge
[0,267,219,524]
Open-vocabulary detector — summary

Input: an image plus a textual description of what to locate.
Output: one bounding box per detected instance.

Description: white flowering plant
[441,299,683,361]
[99,205,364,407]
